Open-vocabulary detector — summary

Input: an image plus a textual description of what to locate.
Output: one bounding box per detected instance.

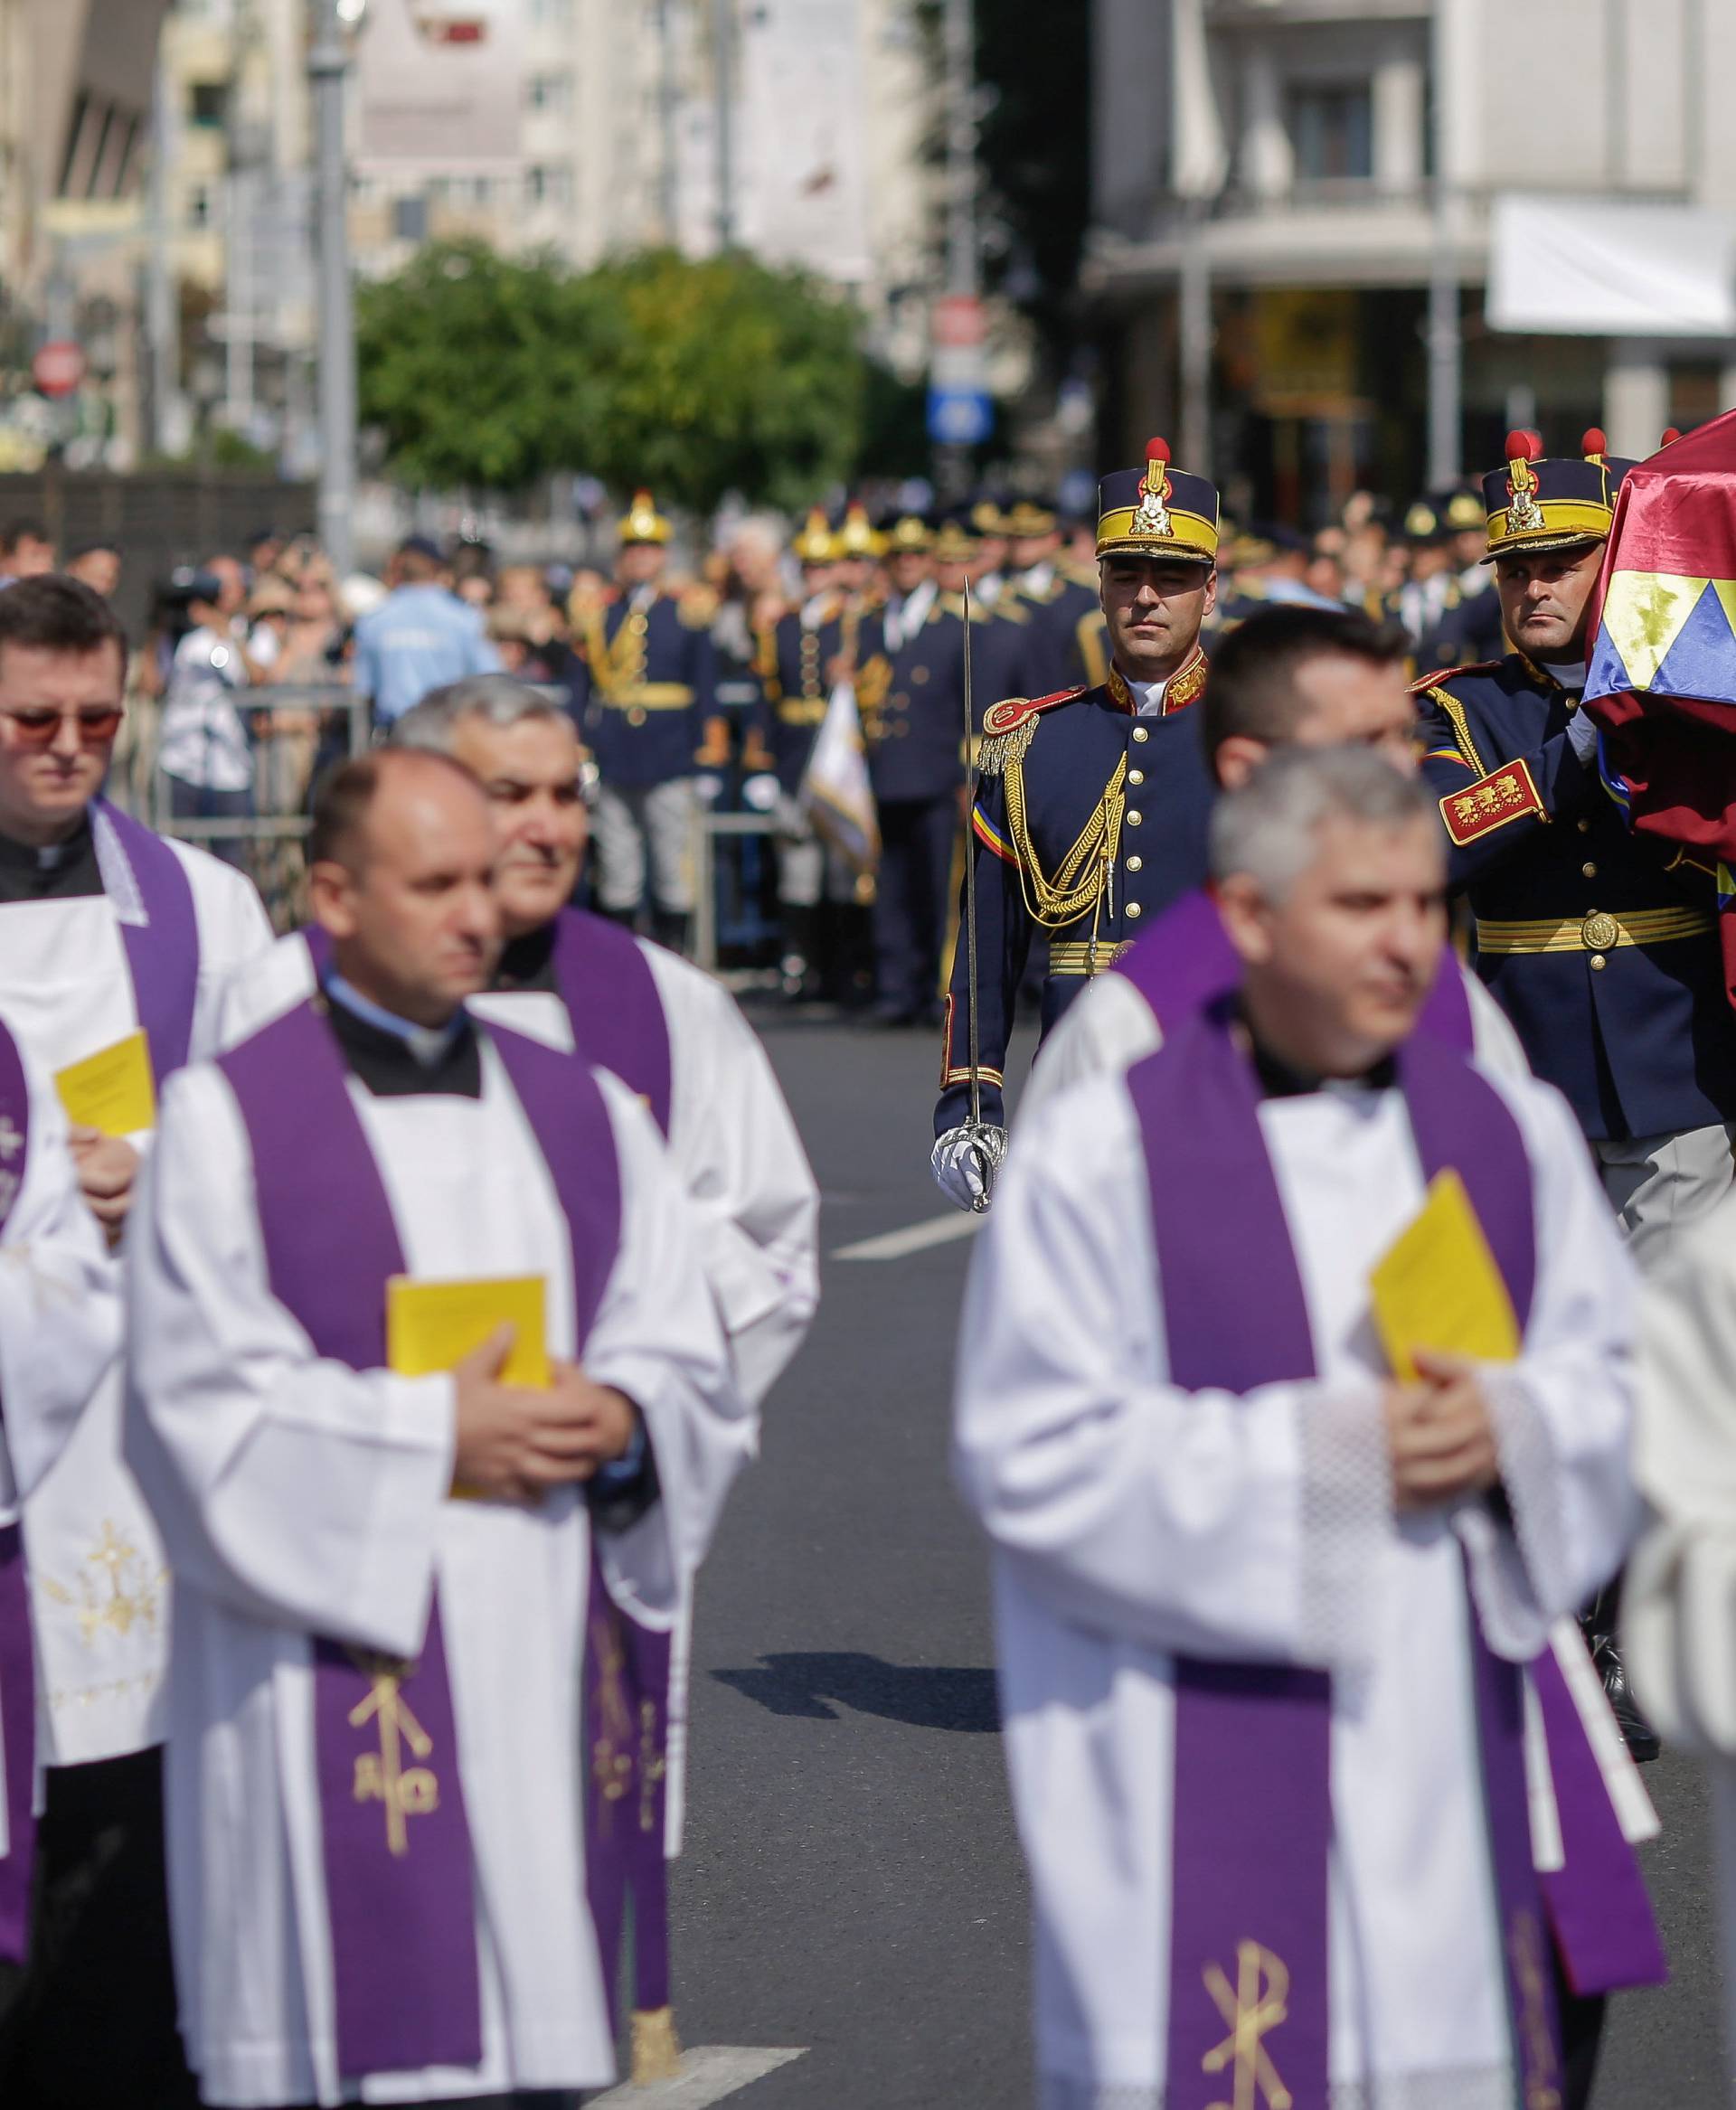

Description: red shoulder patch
[979,686,1086,738]
[1410,660,1502,694]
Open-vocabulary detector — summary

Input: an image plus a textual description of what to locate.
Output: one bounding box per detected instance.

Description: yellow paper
[54,1030,156,1137]
[386,1275,549,1389]
[1368,1169,1520,1381]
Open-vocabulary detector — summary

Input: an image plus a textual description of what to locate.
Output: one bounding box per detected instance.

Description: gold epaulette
[1409,659,1501,694]
[976,687,1085,777]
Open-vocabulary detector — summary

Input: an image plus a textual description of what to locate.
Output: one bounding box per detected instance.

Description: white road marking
[590,2045,807,2105]
[831,1212,982,1262]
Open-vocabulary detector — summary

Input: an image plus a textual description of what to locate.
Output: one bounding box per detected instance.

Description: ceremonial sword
[959,580,1000,1212]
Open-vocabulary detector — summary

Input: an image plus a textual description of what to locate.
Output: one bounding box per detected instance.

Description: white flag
[800,681,879,873]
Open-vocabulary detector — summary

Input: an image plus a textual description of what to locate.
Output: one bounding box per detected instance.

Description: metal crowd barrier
[691,806,781,975]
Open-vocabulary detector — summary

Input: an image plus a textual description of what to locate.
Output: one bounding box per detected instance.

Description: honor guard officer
[751,512,889,998]
[930,438,1219,1204]
[1416,425,1736,1251]
[578,489,722,955]
[864,513,976,1025]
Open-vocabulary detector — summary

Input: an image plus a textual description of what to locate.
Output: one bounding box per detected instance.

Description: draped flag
[801,680,880,877]
[1584,409,1736,1007]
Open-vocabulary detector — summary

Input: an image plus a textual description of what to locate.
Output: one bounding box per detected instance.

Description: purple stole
[1114,886,1475,1051]
[92,800,201,1083]
[0,1022,32,1964]
[218,998,674,2078]
[1128,1003,1663,2110]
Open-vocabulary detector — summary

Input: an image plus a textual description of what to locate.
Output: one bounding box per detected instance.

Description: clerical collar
[1237,1010,1397,1100]
[0,815,102,902]
[494,921,559,994]
[323,974,481,1097]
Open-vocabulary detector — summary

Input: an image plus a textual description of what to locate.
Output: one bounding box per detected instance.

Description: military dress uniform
[995,499,1107,697]
[932,439,1218,1144]
[580,491,721,951]
[1417,428,1736,1252]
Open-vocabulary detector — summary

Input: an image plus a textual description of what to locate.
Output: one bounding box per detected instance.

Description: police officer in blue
[750,510,889,996]
[930,436,1218,1201]
[863,512,977,1024]
[1417,426,1736,1765]
[577,488,722,953]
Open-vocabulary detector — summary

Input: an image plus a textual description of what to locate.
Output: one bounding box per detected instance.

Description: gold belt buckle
[1581,910,1618,952]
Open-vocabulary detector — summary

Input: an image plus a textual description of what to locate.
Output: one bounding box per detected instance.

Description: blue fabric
[351,584,500,725]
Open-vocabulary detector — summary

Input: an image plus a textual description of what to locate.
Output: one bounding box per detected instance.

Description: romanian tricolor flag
[1584,409,1736,1007]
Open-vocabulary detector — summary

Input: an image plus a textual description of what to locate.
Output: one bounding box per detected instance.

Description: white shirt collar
[1126,674,1168,717]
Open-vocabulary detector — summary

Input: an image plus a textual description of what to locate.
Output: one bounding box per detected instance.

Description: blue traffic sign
[928,387,995,447]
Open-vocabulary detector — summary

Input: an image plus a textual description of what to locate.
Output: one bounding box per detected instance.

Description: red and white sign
[32,342,85,399]
[933,296,986,349]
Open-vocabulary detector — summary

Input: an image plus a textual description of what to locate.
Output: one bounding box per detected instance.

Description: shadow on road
[713,1653,1000,1732]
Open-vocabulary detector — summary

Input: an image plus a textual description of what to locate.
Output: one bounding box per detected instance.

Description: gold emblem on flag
[1203,1939,1292,2110]
[349,1654,440,1857]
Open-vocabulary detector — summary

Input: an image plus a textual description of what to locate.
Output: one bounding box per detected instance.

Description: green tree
[356,240,874,510]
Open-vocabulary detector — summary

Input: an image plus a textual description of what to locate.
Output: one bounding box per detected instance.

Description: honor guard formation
[10,410,1736,2110]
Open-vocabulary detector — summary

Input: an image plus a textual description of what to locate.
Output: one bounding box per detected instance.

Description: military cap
[1096,437,1220,564]
[791,508,839,564]
[971,498,1011,537]
[1004,499,1058,537]
[1480,429,1637,562]
[618,488,672,546]
[882,510,934,554]
[1403,499,1447,544]
[932,513,979,564]
[1442,487,1486,533]
[837,501,883,558]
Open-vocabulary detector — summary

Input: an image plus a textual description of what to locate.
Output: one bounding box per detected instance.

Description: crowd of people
[3,416,1736,2108]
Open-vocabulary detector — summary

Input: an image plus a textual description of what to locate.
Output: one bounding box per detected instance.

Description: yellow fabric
[1598,572,1712,692]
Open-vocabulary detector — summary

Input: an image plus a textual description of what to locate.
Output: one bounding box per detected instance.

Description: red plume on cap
[1662,427,1683,446]
[1505,429,1543,462]
[1581,428,1609,457]
[1146,437,1171,465]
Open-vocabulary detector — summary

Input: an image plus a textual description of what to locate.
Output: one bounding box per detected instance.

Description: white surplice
[1022,942,1530,1126]
[955,1060,1637,2109]
[1626,1192,1736,2070]
[0,825,272,1763]
[0,1029,124,1866]
[124,1042,752,2107]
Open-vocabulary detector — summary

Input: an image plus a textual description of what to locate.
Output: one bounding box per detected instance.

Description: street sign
[928,386,995,447]
[32,342,84,399]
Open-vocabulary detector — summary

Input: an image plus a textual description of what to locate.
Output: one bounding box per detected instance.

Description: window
[528,71,572,116]
[189,80,228,129]
[1287,81,1373,183]
[527,164,575,210]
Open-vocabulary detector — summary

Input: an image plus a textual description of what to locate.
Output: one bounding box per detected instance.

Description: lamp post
[308,0,359,574]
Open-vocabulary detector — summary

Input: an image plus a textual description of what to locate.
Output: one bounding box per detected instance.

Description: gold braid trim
[1002,752,1127,928]
[1420,686,1489,778]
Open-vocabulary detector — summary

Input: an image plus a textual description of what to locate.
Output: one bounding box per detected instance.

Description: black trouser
[1556,1946,1608,2110]
[0,1747,198,2110]
[872,795,958,1017]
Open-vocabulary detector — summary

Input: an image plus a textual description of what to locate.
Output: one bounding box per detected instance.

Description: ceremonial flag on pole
[801,680,880,875]
[1584,408,1736,1005]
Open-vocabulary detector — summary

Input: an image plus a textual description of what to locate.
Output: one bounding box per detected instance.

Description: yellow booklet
[385,1275,550,1389]
[1368,1169,1520,1380]
[54,1029,156,1136]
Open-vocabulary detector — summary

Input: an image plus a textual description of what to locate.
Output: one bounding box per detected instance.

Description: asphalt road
[665,1010,1731,2110]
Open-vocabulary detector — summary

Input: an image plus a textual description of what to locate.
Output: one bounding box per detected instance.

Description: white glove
[930,1124,1010,1213]
[741,772,781,813]
[693,772,725,805]
[1567,706,1600,764]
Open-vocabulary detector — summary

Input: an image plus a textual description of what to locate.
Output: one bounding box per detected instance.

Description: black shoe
[1586,1623,1661,1764]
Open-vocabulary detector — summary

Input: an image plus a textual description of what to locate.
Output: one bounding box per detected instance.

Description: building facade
[1087,0,1736,521]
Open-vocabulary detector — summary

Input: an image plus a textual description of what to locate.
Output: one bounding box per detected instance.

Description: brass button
[1126,901,1143,918]
[627,706,646,728]
[1127,768,1145,786]
[1132,725,1149,743]
[1581,862,1598,879]
[1577,818,1591,834]
[1590,953,1608,970]
[1127,810,1143,827]
[1126,854,1143,871]
[912,665,929,684]
[892,693,908,708]
[1581,910,1618,951]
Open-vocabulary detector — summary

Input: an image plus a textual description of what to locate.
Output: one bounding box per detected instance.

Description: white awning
[1486,193,1736,338]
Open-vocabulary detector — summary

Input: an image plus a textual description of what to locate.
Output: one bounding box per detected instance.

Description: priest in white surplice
[956,748,1664,2110]
[0,574,271,2107]
[126,750,752,2107]
[220,673,816,1859]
